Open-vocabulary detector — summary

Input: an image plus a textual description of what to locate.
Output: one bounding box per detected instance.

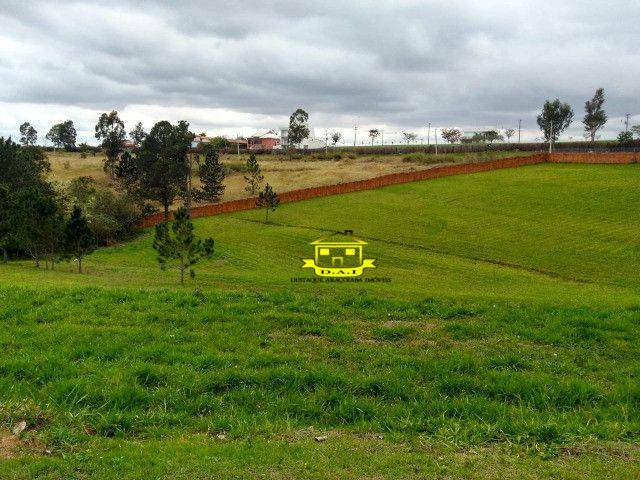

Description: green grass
[2,163,640,478]
[5,163,640,305]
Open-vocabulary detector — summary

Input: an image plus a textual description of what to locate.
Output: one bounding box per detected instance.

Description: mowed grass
[2,163,640,478]
[0,287,639,478]
[7,163,640,306]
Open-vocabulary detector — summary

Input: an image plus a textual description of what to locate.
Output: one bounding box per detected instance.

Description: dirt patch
[0,429,22,459]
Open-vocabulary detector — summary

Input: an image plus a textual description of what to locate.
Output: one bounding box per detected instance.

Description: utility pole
[625,114,631,132]
[381,130,384,145]
[325,129,328,154]
[434,127,438,155]
[518,119,522,143]
[353,125,358,147]
[427,123,431,146]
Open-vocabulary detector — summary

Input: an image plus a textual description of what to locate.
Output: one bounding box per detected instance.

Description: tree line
[342,89,638,148]
[3,110,282,283]
[0,139,95,271]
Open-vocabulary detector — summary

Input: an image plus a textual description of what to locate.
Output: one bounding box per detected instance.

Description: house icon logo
[302,232,376,277]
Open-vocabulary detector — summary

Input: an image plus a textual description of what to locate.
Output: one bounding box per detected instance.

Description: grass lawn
[1,163,640,478]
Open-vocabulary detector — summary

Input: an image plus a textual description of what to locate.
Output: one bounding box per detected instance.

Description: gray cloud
[1,0,639,143]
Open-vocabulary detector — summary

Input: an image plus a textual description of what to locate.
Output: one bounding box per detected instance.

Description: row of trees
[89,110,282,283]
[323,89,636,148]
[17,93,637,152]
[0,139,96,272]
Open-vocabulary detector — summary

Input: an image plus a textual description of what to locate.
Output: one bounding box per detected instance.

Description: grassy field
[1,163,640,478]
[48,149,536,202]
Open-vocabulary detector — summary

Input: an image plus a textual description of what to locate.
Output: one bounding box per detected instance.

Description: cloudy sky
[1,0,639,145]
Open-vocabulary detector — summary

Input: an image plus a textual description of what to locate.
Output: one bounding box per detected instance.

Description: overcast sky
[1,0,639,145]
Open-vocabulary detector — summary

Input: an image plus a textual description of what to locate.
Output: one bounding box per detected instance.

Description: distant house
[121,140,136,150]
[280,126,326,149]
[228,137,248,148]
[191,135,212,148]
[247,130,282,150]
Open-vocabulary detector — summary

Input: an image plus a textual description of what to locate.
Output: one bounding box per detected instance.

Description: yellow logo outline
[302,235,376,277]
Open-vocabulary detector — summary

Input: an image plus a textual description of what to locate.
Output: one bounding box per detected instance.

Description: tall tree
[95,111,126,176]
[129,122,147,147]
[482,130,504,143]
[287,108,310,150]
[368,129,380,145]
[0,137,50,191]
[135,120,193,220]
[197,145,226,203]
[256,183,280,223]
[402,132,417,144]
[0,137,55,265]
[153,207,214,285]
[582,88,607,143]
[114,150,140,195]
[64,205,96,273]
[504,128,516,143]
[330,132,342,146]
[244,153,264,195]
[537,99,574,144]
[46,120,77,151]
[632,125,640,139]
[13,186,60,268]
[440,128,462,144]
[0,186,11,262]
[19,122,38,146]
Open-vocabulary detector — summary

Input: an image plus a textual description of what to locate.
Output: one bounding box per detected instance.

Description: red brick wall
[548,152,639,164]
[137,152,637,228]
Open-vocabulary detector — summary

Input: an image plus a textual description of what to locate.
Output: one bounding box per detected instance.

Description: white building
[280,126,326,150]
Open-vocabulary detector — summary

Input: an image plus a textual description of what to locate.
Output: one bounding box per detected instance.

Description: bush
[617,131,634,146]
[64,178,141,245]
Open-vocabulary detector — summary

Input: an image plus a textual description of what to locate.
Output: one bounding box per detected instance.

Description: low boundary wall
[138,152,639,228]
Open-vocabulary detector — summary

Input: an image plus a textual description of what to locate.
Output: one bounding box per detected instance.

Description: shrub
[64,178,141,245]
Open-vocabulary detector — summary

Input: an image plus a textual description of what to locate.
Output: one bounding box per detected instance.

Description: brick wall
[548,152,639,164]
[137,152,636,228]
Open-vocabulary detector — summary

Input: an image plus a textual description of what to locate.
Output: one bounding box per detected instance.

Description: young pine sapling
[64,205,96,273]
[197,146,226,203]
[243,153,264,196]
[153,207,214,285]
[256,183,280,223]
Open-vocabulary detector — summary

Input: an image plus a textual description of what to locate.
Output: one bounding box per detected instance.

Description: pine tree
[64,205,96,273]
[197,146,226,203]
[13,186,60,268]
[153,207,214,284]
[0,186,11,262]
[243,153,264,195]
[256,183,280,223]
